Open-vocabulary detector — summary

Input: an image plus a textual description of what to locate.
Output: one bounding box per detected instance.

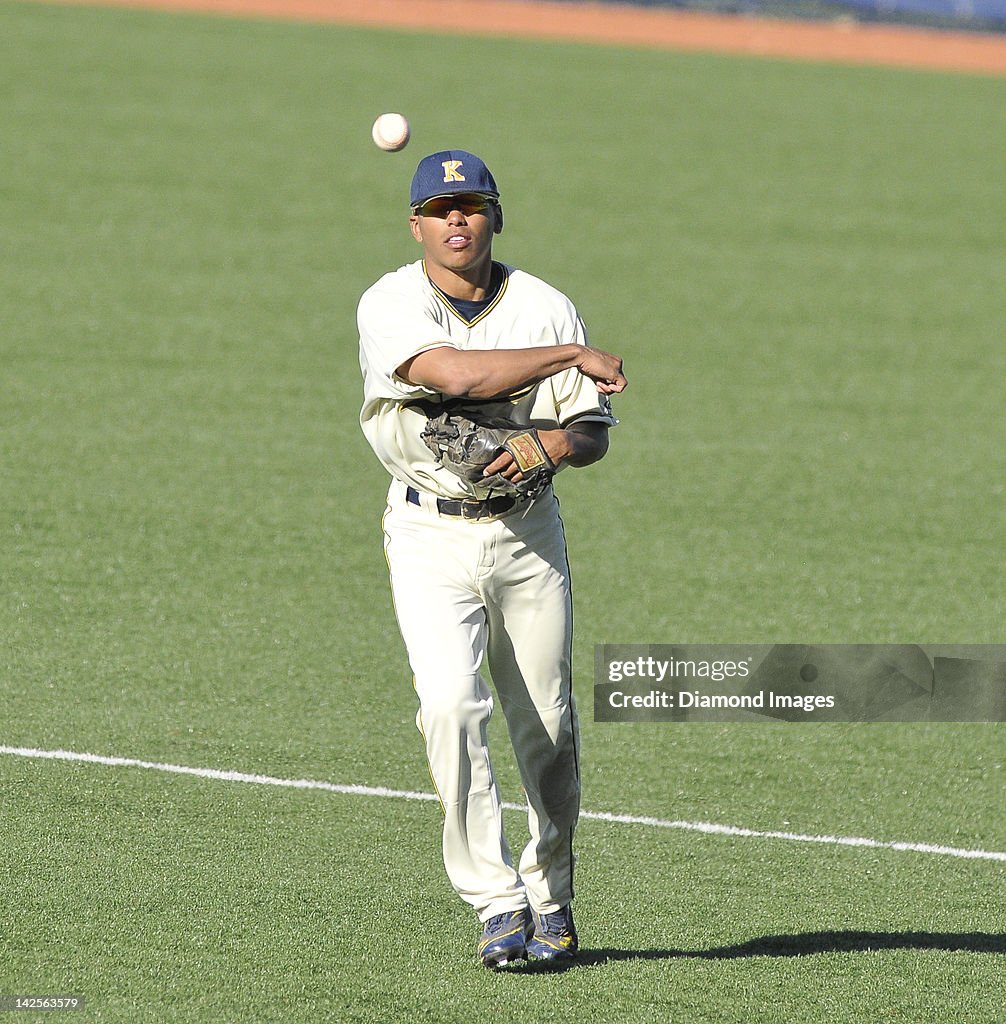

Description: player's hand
[483,449,519,482]
[483,430,571,482]
[575,346,627,394]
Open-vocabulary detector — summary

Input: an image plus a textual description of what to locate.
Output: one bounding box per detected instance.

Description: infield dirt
[31,0,1006,77]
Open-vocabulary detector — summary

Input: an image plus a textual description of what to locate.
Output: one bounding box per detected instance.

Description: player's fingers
[580,347,624,383]
[483,452,514,477]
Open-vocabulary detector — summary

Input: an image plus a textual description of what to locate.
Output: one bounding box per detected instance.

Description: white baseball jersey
[358,259,616,497]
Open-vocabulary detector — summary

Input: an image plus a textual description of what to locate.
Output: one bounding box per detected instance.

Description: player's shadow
[507,931,1006,972]
[579,930,1006,967]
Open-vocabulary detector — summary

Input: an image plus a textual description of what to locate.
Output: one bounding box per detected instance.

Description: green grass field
[2,2,1004,1021]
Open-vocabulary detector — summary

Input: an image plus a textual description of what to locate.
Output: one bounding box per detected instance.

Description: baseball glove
[420,411,555,499]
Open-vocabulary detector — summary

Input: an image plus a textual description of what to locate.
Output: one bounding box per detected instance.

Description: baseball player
[357,150,626,967]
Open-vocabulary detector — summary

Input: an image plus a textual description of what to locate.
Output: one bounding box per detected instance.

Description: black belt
[406,486,520,521]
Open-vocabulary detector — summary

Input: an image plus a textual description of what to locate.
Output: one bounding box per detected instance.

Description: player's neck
[425,259,494,303]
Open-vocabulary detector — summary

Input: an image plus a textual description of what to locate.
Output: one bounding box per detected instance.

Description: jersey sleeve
[550,314,619,428]
[357,274,456,402]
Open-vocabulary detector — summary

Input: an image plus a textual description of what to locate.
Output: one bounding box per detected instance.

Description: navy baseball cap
[410,150,499,208]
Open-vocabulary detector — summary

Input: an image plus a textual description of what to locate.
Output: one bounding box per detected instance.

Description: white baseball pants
[382,478,580,921]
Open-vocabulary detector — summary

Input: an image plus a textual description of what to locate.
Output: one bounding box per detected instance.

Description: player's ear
[492,202,504,235]
[409,214,423,243]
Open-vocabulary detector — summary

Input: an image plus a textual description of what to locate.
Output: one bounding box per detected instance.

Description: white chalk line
[3,744,1004,863]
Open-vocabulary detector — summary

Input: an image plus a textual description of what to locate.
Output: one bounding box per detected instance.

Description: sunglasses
[413,194,494,218]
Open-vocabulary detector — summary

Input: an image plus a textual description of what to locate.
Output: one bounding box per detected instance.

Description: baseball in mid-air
[372,112,410,152]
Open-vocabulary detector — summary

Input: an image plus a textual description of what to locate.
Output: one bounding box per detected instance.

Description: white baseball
[372,113,410,152]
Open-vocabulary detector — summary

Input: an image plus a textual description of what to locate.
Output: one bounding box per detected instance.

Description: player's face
[410,194,498,291]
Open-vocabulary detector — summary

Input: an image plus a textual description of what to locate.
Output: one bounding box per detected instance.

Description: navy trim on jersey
[423,260,509,327]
